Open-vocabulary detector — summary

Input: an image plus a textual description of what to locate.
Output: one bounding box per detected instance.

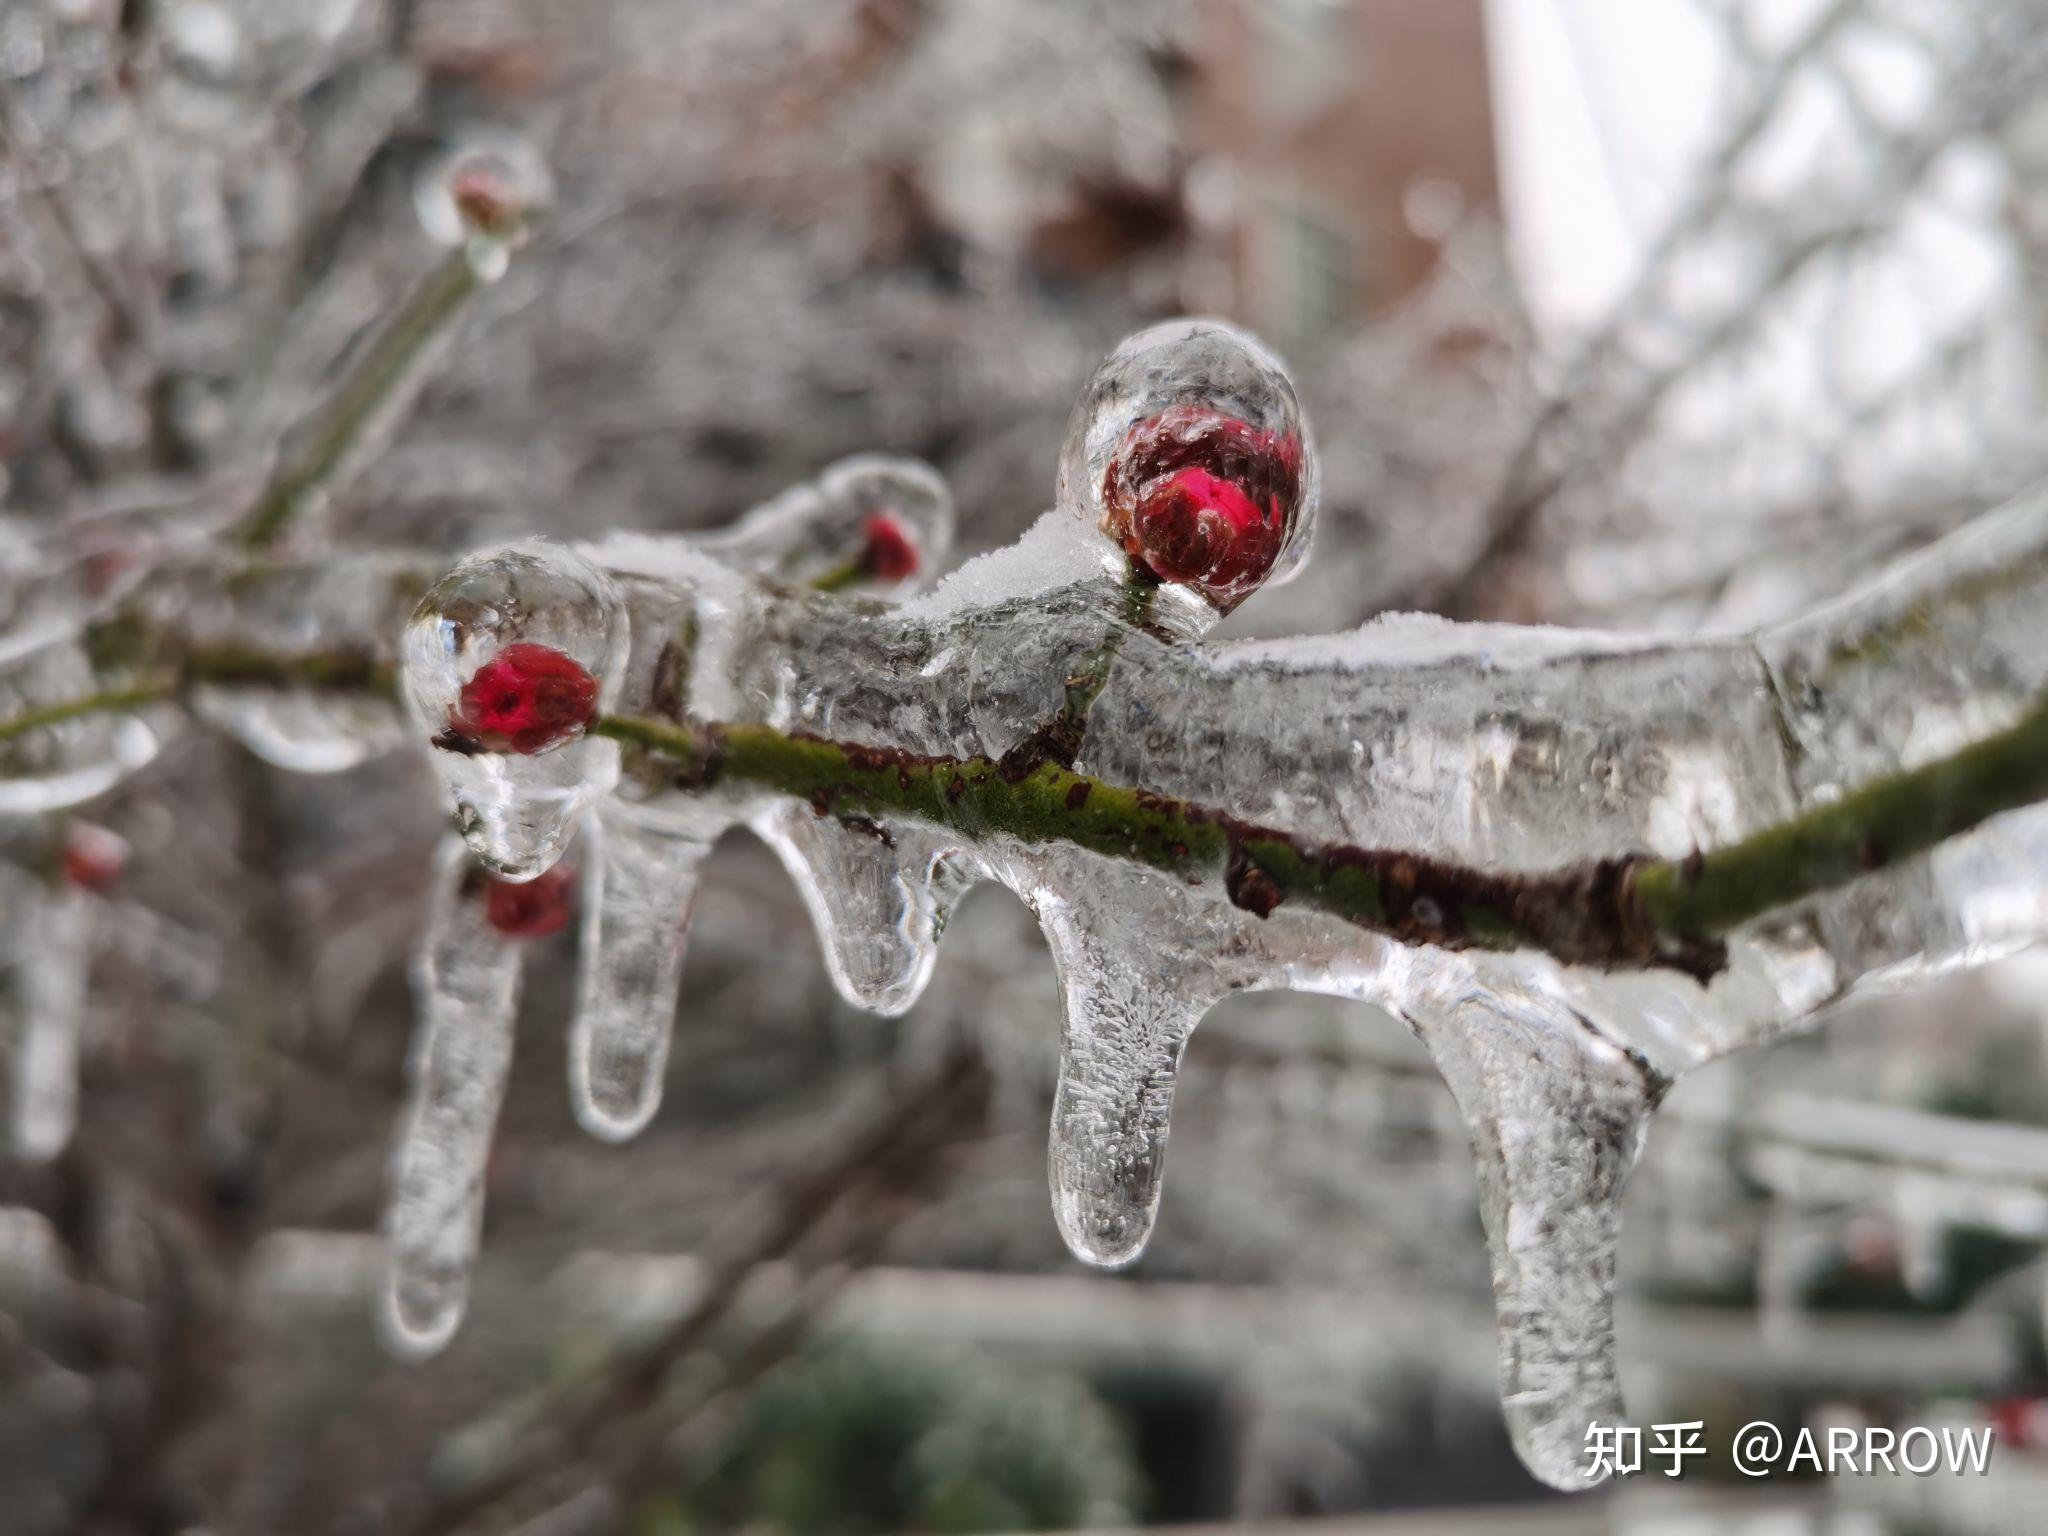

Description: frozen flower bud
[61,821,128,893]
[714,454,950,594]
[450,642,599,756]
[402,541,626,878]
[1057,319,1317,614]
[414,132,552,281]
[857,512,920,583]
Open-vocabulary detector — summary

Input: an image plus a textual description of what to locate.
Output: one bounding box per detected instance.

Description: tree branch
[234,250,483,551]
[0,646,395,748]
[589,684,2048,982]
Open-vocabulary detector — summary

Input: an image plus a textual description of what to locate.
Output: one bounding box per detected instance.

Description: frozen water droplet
[414,131,551,281]
[401,540,625,879]
[4,884,92,1162]
[754,809,969,1016]
[383,841,523,1357]
[1036,885,1214,1267]
[1056,319,1317,615]
[1419,990,1652,1491]
[569,802,712,1142]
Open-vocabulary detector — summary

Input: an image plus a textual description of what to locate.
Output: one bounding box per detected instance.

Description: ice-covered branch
[233,141,550,551]
[584,673,2048,984]
[397,319,2048,1489]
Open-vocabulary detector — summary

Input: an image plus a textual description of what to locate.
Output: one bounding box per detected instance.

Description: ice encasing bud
[413,130,552,280]
[61,822,128,893]
[402,541,625,879]
[697,454,953,593]
[1057,319,1317,614]
[820,456,950,584]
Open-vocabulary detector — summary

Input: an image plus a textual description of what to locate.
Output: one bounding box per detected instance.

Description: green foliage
[664,1343,1143,1534]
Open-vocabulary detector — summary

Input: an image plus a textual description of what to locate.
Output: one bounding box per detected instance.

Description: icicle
[383,840,527,1357]
[1416,989,1655,1491]
[753,809,969,1017]
[5,882,92,1162]
[1034,871,1219,1267]
[400,540,626,878]
[568,802,712,1142]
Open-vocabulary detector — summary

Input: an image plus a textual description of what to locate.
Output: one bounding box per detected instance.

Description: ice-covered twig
[233,249,485,551]
[234,136,556,552]
[584,672,2048,981]
[401,319,2048,1489]
[0,458,952,781]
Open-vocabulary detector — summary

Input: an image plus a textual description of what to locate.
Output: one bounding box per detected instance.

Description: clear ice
[383,456,958,1340]
[0,867,93,1164]
[384,837,524,1357]
[401,317,2048,1486]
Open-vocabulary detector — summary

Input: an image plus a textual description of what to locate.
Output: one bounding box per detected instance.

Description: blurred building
[1192,0,1499,344]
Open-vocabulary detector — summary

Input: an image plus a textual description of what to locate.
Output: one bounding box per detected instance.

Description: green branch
[235,250,483,551]
[593,691,2048,980]
[0,647,395,747]
[0,686,177,745]
[1633,692,2048,943]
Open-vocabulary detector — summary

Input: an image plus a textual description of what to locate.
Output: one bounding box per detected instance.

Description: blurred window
[1255,0,1351,125]
[1262,194,1356,345]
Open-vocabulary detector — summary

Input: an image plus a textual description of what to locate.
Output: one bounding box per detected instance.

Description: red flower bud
[483,864,577,939]
[857,512,921,583]
[448,642,598,756]
[1101,405,1303,612]
[449,156,528,241]
[62,823,128,893]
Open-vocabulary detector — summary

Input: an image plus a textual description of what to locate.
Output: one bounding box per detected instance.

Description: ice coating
[398,320,2048,1486]
[402,541,627,878]
[694,454,954,594]
[0,456,956,810]
[1,877,92,1162]
[413,128,552,282]
[382,460,961,1344]
[383,839,524,1357]
[153,551,425,772]
[0,637,161,814]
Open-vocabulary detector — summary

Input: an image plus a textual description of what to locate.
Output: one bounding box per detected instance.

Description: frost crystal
[401,319,2048,1489]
